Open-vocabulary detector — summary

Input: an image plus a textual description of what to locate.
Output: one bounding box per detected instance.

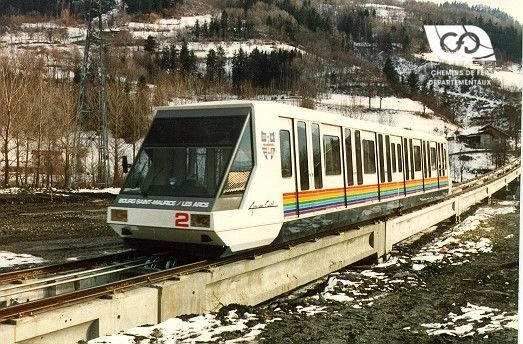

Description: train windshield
[121,115,251,198]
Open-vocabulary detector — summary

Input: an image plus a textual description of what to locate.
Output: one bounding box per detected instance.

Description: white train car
[108,101,450,256]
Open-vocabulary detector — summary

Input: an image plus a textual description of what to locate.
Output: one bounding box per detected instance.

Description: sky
[422,0,523,23]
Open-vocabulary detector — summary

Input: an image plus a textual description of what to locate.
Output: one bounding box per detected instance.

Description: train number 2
[174,212,190,228]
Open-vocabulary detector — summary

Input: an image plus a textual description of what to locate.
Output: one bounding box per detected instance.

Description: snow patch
[420,303,517,337]
[0,251,45,268]
[89,309,277,343]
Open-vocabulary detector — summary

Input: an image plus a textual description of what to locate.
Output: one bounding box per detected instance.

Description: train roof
[154,100,447,143]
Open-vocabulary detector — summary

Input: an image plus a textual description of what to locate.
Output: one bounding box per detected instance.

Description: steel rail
[0,258,149,293]
[0,161,519,321]
[452,158,520,194]
[0,258,165,299]
[0,250,147,284]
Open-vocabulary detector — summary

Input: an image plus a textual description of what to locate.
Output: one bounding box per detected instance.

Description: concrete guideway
[0,161,519,344]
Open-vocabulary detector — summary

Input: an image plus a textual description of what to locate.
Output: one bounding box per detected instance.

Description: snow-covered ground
[90,310,282,344]
[87,201,518,343]
[127,15,213,39]
[448,140,500,182]
[359,3,406,23]
[0,251,45,268]
[0,187,120,195]
[181,40,302,58]
[320,94,433,114]
[315,94,458,135]
[421,303,517,337]
[73,187,121,194]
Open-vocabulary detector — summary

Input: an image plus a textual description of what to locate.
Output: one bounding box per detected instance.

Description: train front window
[122,115,248,198]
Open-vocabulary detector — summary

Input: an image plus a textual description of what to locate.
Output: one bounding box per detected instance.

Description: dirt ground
[253,203,519,343]
[0,191,125,269]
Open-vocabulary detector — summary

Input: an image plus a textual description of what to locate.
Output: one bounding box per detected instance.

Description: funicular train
[108,101,450,257]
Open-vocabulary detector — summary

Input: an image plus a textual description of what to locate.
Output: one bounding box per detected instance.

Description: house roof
[458,126,483,136]
[458,125,510,138]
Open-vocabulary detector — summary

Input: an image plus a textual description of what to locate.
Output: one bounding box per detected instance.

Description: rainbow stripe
[439,176,449,188]
[283,188,345,218]
[405,179,424,194]
[376,181,404,200]
[346,183,379,204]
[283,176,449,218]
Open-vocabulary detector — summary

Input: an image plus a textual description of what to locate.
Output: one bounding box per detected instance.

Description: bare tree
[107,78,131,186]
[53,81,77,187]
[0,56,30,187]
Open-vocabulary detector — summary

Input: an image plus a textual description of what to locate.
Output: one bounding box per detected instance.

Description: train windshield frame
[121,111,253,199]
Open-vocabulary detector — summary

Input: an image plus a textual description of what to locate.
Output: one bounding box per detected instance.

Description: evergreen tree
[159,46,171,70]
[382,57,398,85]
[202,21,209,37]
[179,41,196,75]
[232,48,248,90]
[407,71,418,94]
[216,46,227,81]
[205,49,218,82]
[194,20,201,39]
[144,35,156,53]
[169,45,178,71]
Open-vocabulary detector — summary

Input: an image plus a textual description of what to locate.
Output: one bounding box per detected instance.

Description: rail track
[0,250,179,314]
[451,159,519,195]
[0,160,519,322]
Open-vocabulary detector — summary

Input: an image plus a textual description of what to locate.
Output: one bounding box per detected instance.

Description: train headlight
[191,214,210,228]
[111,209,128,222]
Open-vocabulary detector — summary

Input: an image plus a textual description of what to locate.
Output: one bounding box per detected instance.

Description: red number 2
[174,212,190,228]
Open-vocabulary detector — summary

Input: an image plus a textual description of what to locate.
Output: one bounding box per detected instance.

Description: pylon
[69,0,110,188]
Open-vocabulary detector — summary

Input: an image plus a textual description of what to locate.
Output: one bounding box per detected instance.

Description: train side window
[437,144,441,175]
[409,139,415,179]
[443,148,447,172]
[403,138,409,180]
[324,135,341,175]
[439,143,444,176]
[279,130,292,178]
[385,136,392,182]
[312,123,323,188]
[421,141,426,178]
[222,119,254,195]
[355,131,363,185]
[391,143,397,173]
[397,144,402,172]
[414,145,422,172]
[378,134,385,183]
[362,139,376,174]
[344,129,354,186]
[430,147,437,170]
[426,141,431,177]
[297,121,309,190]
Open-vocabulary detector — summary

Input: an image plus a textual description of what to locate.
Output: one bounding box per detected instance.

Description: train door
[388,135,403,198]
[442,143,449,186]
[279,117,298,218]
[428,141,438,187]
[321,124,344,209]
[376,134,386,195]
[343,128,356,198]
[438,142,448,188]
[358,130,379,203]
[442,143,450,190]
[294,120,323,215]
[411,139,423,184]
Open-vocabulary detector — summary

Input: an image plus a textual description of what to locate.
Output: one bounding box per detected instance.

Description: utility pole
[69,0,110,188]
